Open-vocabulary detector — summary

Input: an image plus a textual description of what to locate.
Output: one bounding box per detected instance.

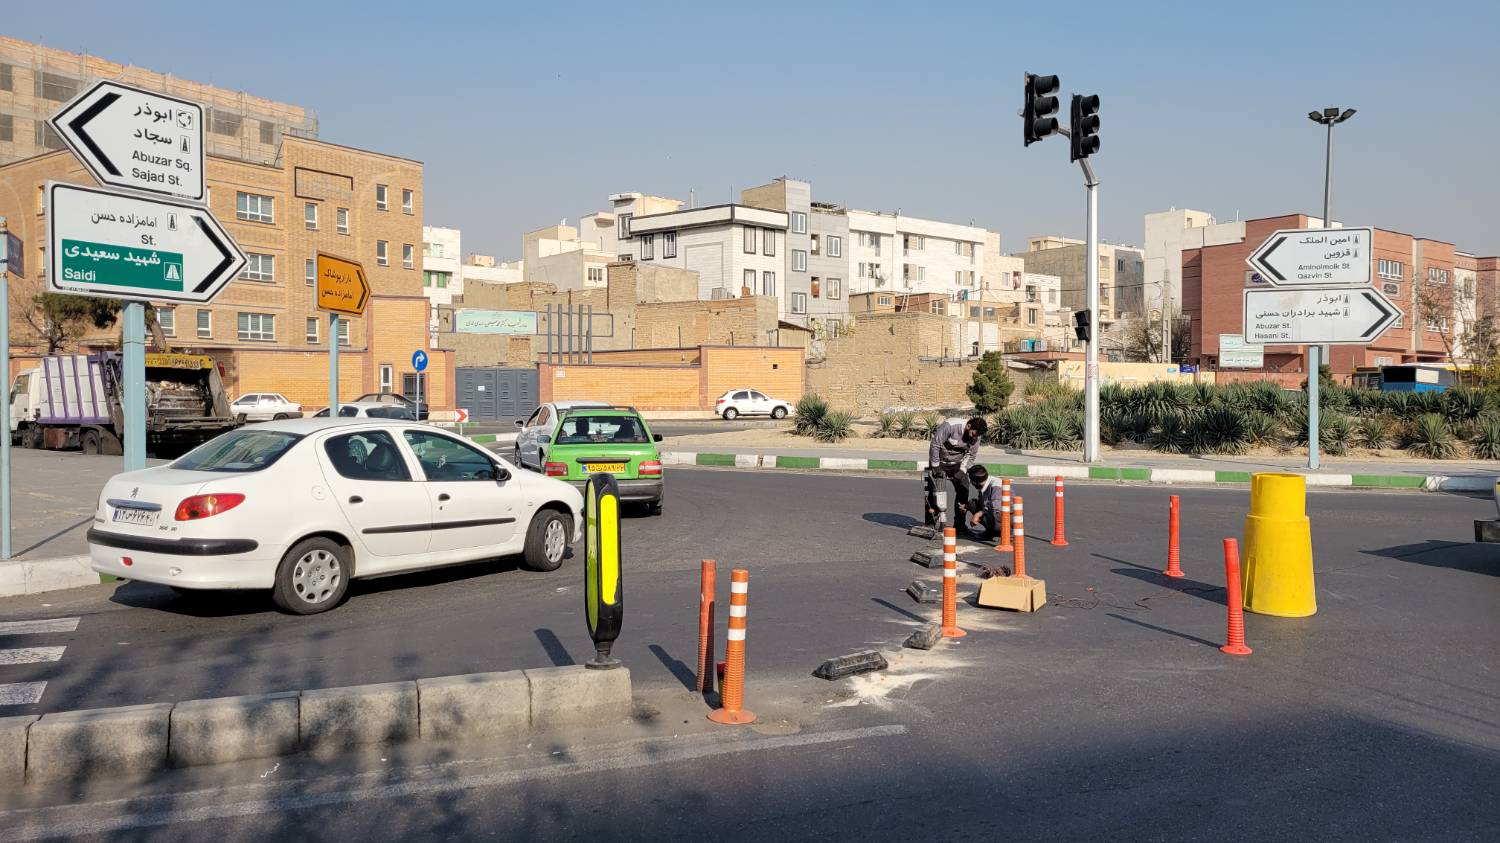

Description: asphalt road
[1,470,1496,841]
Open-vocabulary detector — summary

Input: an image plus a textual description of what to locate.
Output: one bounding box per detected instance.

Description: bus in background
[1352,363,1458,393]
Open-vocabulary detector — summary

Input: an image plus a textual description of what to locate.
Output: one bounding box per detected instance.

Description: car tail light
[544,462,568,477]
[640,460,662,476]
[716,398,725,405]
[174,493,246,521]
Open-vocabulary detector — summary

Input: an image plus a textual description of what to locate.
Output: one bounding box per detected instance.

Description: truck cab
[9,368,41,446]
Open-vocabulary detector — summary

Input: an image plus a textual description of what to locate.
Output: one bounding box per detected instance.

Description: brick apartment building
[1183,213,1497,378]
[1,137,446,409]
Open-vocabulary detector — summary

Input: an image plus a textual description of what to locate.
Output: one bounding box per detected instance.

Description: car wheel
[21,426,41,449]
[272,413,291,421]
[646,501,663,517]
[272,537,351,614]
[523,509,569,572]
[723,407,739,420]
[770,406,787,420]
[80,430,101,455]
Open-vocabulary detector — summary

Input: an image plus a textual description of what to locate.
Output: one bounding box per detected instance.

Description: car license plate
[585,463,626,474]
[112,506,158,527]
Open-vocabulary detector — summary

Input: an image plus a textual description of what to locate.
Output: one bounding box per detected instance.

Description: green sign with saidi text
[60,239,184,293]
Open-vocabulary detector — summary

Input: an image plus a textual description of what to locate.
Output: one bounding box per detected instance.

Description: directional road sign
[453,408,469,424]
[49,81,205,201]
[1246,227,1373,287]
[412,349,429,372]
[1243,285,1400,346]
[316,252,370,317]
[47,182,245,304]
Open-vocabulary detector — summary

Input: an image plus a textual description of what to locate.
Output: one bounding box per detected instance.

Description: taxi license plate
[585,463,626,474]
[112,507,158,526]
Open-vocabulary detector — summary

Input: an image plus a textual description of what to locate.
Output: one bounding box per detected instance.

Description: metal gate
[456,367,539,422]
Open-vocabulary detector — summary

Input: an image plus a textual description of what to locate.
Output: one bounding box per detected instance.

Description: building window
[867,262,881,282]
[1378,259,1404,280]
[423,271,450,289]
[306,317,320,344]
[618,213,632,240]
[0,114,11,143]
[984,307,997,318]
[402,189,414,215]
[196,309,212,339]
[210,109,241,137]
[375,184,389,211]
[930,302,944,315]
[878,295,893,306]
[762,271,777,297]
[862,232,881,249]
[743,226,756,254]
[811,234,820,255]
[403,243,415,269]
[828,319,841,338]
[305,258,316,286]
[792,250,807,272]
[1027,308,1038,325]
[827,278,842,299]
[336,207,349,234]
[858,262,865,278]
[1025,285,1039,302]
[791,292,807,314]
[827,235,842,258]
[970,306,981,318]
[304,202,318,230]
[763,229,776,257]
[588,267,605,284]
[663,231,677,259]
[338,319,351,346]
[238,313,275,342]
[36,185,45,214]
[32,119,64,150]
[641,234,655,260]
[33,71,79,102]
[241,253,275,282]
[0,63,11,91]
[744,269,756,292]
[956,270,963,286]
[380,365,394,392]
[156,308,175,337]
[791,212,807,234]
[903,234,925,253]
[259,120,276,145]
[376,241,389,266]
[1427,267,1450,284]
[236,192,274,224]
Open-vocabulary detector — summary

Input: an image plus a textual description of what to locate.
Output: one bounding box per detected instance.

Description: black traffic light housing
[1024,73,1061,146]
[1073,310,1091,343]
[1070,94,1101,161]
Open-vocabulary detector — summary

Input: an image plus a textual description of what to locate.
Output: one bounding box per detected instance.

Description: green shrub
[1189,381,1218,408]
[1405,413,1457,459]
[1023,380,1078,406]
[1242,410,1282,445]
[1192,405,1250,455]
[1036,410,1082,450]
[1321,412,1353,455]
[1148,410,1195,454]
[1380,390,1412,419]
[966,351,1015,413]
[1443,387,1488,424]
[914,412,942,440]
[1354,415,1393,450]
[873,412,899,439]
[1410,391,1444,418]
[892,411,916,439]
[1318,384,1351,414]
[1473,415,1500,461]
[1005,412,1040,449]
[793,394,829,435]
[813,410,855,443]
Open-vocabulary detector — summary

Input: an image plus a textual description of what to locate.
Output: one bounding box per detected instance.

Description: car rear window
[555,414,649,445]
[368,406,410,419]
[173,430,302,473]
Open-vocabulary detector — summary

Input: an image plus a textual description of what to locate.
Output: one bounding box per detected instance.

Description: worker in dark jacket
[924,416,988,527]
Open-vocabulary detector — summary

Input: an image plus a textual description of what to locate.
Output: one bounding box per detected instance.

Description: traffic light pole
[1081,158,1101,463]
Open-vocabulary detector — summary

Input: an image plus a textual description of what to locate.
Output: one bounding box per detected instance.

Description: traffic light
[1073,310,1091,343]
[1070,94,1100,161]
[1023,73,1061,146]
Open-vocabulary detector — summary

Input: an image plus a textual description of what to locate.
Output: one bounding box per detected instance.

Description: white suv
[715,389,792,420]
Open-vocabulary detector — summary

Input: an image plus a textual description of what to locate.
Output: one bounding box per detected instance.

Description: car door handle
[349,495,363,504]
[438,493,451,502]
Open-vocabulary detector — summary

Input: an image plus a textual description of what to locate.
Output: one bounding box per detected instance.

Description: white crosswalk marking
[0,617,81,636]
[0,647,67,665]
[0,616,79,707]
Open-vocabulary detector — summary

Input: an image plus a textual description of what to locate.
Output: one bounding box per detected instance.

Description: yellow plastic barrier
[1241,473,1316,617]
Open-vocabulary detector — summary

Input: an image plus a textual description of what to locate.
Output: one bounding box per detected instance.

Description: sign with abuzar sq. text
[454,309,538,334]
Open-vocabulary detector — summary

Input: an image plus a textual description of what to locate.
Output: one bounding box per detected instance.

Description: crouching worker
[924,415,988,527]
[959,465,1002,540]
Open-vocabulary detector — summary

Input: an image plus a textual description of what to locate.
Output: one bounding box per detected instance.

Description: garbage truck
[11,352,241,455]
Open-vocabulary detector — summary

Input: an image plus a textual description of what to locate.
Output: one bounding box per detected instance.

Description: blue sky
[8,0,1498,257]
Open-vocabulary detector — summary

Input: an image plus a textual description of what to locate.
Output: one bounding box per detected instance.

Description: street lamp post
[1304,106,1355,471]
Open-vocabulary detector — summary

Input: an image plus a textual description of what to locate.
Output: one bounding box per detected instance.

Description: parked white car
[715,389,792,420]
[514,401,611,468]
[311,401,414,419]
[231,393,303,421]
[86,419,583,614]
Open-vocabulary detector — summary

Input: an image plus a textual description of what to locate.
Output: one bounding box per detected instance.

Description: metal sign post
[583,473,623,669]
[0,220,12,559]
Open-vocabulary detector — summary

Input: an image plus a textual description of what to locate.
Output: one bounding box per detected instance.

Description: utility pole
[1305,105,1357,471]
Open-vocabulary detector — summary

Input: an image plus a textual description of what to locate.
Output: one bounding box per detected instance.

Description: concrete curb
[8,665,632,786]
[0,555,99,598]
[663,450,1492,493]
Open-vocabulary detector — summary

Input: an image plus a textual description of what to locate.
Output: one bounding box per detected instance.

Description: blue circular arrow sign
[411,350,428,372]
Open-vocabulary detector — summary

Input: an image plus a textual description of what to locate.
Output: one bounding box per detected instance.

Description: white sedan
[86,419,582,614]
[230,393,303,421]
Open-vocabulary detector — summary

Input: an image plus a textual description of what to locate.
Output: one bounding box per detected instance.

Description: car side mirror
[494,467,511,482]
[514,419,525,428]
[537,434,551,444]
[653,433,663,442]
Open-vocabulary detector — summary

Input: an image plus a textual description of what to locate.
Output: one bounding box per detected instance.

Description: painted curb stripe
[696,453,737,466]
[982,463,1029,477]
[1215,471,1254,484]
[867,459,919,471]
[1149,469,1217,484]
[1351,474,1426,488]
[776,456,821,469]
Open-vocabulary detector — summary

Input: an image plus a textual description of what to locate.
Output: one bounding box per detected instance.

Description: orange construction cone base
[1051,538,1069,547]
[941,627,967,638]
[1220,643,1252,656]
[1163,569,1184,578]
[708,708,757,725]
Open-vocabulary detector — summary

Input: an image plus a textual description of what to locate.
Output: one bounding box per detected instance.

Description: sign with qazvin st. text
[1246,227,1373,288]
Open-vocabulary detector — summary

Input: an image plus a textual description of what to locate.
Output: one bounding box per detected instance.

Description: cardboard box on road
[976,577,1046,612]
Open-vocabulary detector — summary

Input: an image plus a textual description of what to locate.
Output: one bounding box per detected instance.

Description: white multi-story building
[1142,208,1246,315]
[847,210,988,300]
[626,204,789,305]
[421,226,522,341]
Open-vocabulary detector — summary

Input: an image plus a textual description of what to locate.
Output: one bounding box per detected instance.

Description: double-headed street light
[1303,106,1355,471]
[1307,106,1356,225]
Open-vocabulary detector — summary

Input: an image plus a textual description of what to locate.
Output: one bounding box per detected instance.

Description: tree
[1115,308,1192,363]
[26,293,123,353]
[967,351,1015,412]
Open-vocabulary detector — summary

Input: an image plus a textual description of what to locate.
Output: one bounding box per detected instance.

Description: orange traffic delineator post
[709,569,756,724]
[696,560,716,694]
[1011,496,1028,579]
[1164,495,1185,578]
[996,479,1014,552]
[1220,539,1252,655]
[941,527,967,638]
[1050,476,1069,547]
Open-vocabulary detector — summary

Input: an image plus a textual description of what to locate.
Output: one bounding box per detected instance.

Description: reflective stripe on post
[941,527,966,638]
[709,569,756,724]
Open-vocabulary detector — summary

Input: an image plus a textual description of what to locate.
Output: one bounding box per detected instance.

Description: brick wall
[536,345,803,411]
[702,346,804,402]
[540,363,702,410]
[807,313,974,414]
